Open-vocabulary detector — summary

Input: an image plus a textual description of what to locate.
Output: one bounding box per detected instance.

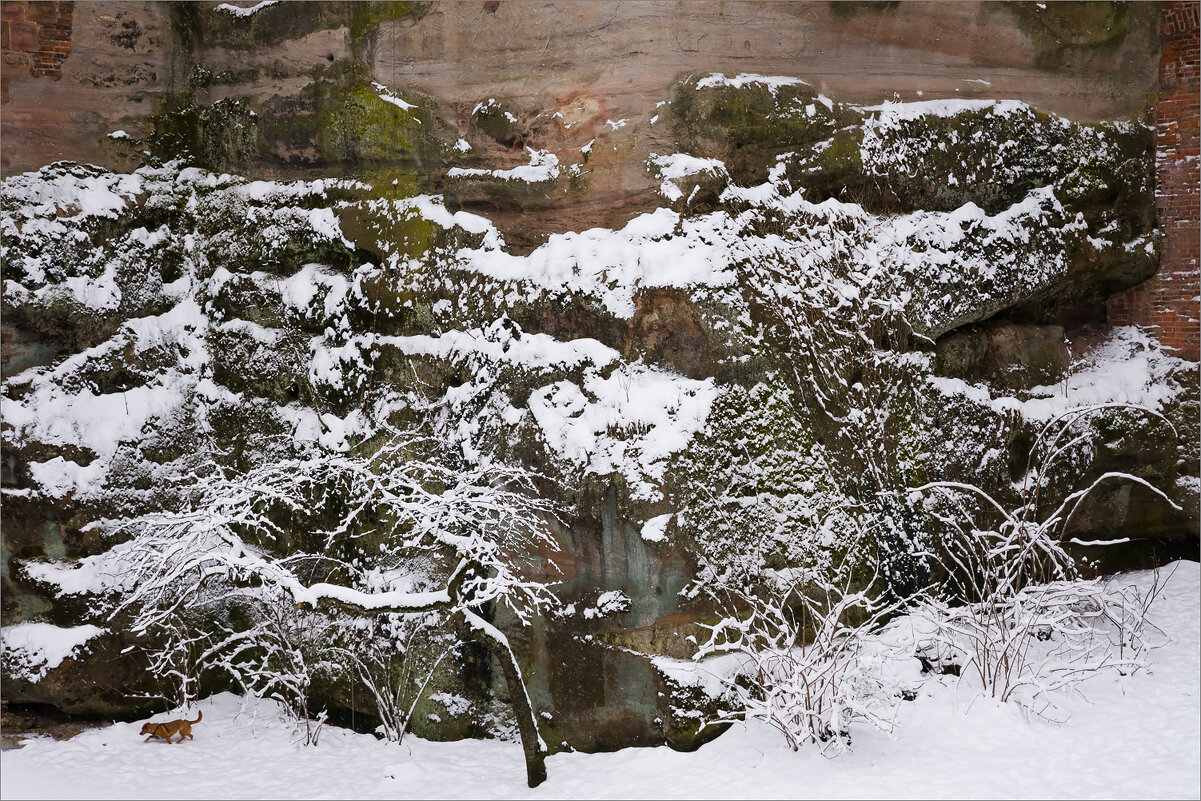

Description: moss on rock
[671,75,852,182]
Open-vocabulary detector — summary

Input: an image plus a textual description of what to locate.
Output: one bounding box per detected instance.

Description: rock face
[1,2,1163,233]
[1,1,1197,751]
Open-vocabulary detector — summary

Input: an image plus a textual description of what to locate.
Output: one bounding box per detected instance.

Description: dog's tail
[189,710,202,724]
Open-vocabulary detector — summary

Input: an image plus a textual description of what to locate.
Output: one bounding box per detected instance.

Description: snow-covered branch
[692,553,906,754]
[96,426,558,785]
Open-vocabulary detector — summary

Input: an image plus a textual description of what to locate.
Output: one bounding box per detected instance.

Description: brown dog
[140,710,202,743]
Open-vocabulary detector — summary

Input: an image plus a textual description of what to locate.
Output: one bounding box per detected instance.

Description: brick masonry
[1108,1,1201,361]
[1,1,73,104]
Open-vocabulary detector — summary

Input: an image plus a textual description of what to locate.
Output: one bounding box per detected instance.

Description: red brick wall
[1108,1,1200,361]
[1,1,73,104]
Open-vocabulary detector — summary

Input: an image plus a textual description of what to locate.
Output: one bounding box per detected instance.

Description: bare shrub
[693,551,905,754]
[337,612,453,744]
[914,404,1180,717]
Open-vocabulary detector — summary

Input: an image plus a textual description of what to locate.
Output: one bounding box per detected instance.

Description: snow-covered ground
[3,561,1198,800]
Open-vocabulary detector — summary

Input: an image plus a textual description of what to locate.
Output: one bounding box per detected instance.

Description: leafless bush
[912,573,1168,719]
[914,404,1180,717]
[337,612,453,744]
[693,553,905,755]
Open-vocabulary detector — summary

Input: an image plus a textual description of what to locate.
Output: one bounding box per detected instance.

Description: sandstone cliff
[1,1,1197,752]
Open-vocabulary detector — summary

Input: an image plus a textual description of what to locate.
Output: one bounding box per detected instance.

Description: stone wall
[1,1,73,103]
[1108,1,1200,361]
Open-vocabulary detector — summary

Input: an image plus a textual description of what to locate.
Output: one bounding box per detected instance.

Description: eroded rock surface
[1,0,1195,752]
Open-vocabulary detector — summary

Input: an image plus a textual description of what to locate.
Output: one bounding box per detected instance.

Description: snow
[215,1,278,17]
[582,591,633,619]
[716,176,1079,336]
[1,299,209,496]
[26,458,108,500]
[2,622,105,681]
[1,168,142,220]
[22,551,128,597]
[595,591,630,614]
[528,363,718,500]
[447,148,561,183]
[398,195,495,237]
[649,153,727,200]
[4,562,1194,799]
[929,327,1187,423]
[471,98,499,116]
[695,72,808,95]
[278,263,352,318]
[216,318,282,345]
[652,652,746,698]
[640,513,672,542]
[62,260,122,310]
[857,98,1027,121]
[653,152,725,178]
[292,583,450,612]
[449,207,736,318]
[1,119,1192,796]
[659,180,685,202]
[372,327,619,371]
[412,149,1077,331]
[0,120,1173,512]
[305,207,353,245]
[371,82,417,115]
[233,177,364,203]
[648,152,720,204]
